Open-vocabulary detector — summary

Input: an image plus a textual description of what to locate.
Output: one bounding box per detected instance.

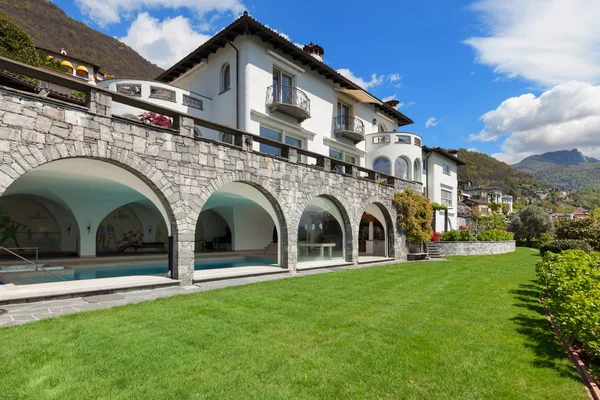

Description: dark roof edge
[423,146,467,165]
[156,13,413,126]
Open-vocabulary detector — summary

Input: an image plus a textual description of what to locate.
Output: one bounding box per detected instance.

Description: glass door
[337,101,350,130]
[273,68,293,104]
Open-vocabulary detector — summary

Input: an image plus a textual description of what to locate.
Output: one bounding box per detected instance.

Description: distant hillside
[513,149,600,190]
[515,149,599,168]
[457,149,551,191]
[0,0,163,79]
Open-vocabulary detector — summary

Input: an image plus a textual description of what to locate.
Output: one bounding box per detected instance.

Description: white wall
[365,132,423,182]
[425,153,458,231]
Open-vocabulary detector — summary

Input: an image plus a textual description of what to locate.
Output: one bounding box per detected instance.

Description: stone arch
[292,190,355,264]
[190,170,289,268]
[0,144,189,278]
[359,196,397,259]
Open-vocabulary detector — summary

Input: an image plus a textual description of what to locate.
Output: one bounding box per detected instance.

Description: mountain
[516,149,599,167]
[0,0,163,79]
[457,149,551,192]
[513,149,600,190]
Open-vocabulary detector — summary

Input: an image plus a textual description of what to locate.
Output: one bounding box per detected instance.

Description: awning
[60,60,73,69]
[335,88,382,104]
[75,65,89,75]
[46,55,54,60]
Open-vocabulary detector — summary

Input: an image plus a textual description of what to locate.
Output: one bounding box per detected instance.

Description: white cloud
[467,148,480,152]
[388,73,402,88]
[472,81,600,163]
[336,69,384,90]
[464,0,600,86]
[119,12,211,68]
[425,117,438,128]
[405,101,416,108]
[75,0,245,26]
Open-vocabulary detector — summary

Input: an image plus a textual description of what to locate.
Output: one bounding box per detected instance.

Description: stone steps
[426,242,443,259]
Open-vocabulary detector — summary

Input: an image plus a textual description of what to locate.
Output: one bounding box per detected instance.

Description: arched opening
[221,63,231,92]
[413,158,422,182]
[358,203,394,261]
[0,158,174,285]
[395,157,410,180]
[378,122,388,132]
[194,182,282,273]
[297,196,347,265]
[373,157,391,175]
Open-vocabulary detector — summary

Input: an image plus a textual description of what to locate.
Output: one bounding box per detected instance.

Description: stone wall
[0,88,422,285]
[435,241,516,256]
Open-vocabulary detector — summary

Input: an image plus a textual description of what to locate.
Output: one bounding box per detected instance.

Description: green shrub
[509,206,554,240]
[535,250,600,366]
[477,229,514,241]
[440,230,474,241]
[539,239,592,256]
[470,213,505,235]
[393,190,433,243]
[0,11,40,66]
[555,218,600,250]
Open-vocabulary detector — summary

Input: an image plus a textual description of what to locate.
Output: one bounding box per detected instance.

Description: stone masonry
[435,241,516,256]
[0,88,421,285]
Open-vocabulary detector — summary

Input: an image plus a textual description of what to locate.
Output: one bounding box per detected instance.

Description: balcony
[266,85,310,122]
[333,116,365,143]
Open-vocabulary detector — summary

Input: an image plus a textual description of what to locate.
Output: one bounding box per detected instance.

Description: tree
[393,189,433,243]
[509,206,554,241]
[470,212,505,235]
[555,217,600,250]
[501,203,509,215]
[0,11,40,66]
[489,202,502,213]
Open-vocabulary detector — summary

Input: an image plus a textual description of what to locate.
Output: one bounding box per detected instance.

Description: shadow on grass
[510,282,581,382]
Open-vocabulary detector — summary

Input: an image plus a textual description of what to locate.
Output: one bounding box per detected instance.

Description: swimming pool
[1,256,278,285]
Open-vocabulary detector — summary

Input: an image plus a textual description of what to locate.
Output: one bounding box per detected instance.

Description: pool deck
[0,257,434,328]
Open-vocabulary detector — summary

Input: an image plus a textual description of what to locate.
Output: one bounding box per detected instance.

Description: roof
[572,210,588,215]
[463,186,502,191]
[463,198,489,205]
[36,47,101,71]
[0,68,85,104]
[156,12,413,126]
[422,146,467,166]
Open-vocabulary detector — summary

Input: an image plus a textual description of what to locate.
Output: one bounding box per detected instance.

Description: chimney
[303,42,324,62]
[384,99,400,108]
[447,149,459,157]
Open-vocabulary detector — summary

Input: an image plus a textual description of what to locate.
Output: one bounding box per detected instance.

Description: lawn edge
[540,298,600,400]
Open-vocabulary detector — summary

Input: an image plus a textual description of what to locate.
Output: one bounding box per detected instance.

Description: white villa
[97,13,463,232]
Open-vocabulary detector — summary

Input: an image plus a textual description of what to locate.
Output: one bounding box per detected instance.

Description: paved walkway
[0,259,425,328]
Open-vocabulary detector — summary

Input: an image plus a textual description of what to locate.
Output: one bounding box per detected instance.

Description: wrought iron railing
[266,84,310,115]
[334,115,365,136]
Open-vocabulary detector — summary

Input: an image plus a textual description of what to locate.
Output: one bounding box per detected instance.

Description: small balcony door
[273,68,293,104]
[337,101,350,130]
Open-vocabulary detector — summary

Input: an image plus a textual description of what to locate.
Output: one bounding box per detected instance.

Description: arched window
[378,123,388,133]
[394,157,409,180]
[373,157,391,174]
[221,63,231,92]
[413,158,422,182]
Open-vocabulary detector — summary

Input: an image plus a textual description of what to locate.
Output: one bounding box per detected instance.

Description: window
[481,207,489,215]
[220,63,231,93]
[372,136,390,144]
[336,101,351,129]
[394,157,409,180]
[373,157,391,175]
[259,126,281,156]
[413,159,422,182]
[441,189,453,207]
[116,84,141,96]
[273,67,293,103]
[414,137,422,146]
[183,95,203,110]
[329,149,344,173]
[442,164,450,175]
[150,86,176,102]
[378,122,388,133]
[395,135,411,144]
[345,155,356,165]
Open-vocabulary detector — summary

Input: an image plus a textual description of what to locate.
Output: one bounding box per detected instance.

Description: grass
[0,248,589,399]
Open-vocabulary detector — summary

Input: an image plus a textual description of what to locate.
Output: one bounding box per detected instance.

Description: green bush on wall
[539,239,593,256]
[440,230,474,241]
[477,229,514,241]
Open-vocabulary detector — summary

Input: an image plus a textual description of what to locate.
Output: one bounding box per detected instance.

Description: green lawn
[0,248,589,399]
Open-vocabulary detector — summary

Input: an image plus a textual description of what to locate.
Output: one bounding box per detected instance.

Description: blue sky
[52,0,600,164]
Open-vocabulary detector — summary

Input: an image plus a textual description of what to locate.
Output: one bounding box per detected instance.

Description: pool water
[1,257,277,285]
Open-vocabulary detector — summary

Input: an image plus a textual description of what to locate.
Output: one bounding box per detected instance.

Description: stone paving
[0,260,409,328]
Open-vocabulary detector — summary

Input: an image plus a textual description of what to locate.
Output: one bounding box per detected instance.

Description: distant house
[572,209,589,219]
[551,209,589,221]
[462,186,513,214]
[462,198,490,215]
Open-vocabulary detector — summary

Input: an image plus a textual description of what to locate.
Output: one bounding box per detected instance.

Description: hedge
[536,250,600,378]
[539,239,592,256]
[477,229,514,241]
[440,230,474,242]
